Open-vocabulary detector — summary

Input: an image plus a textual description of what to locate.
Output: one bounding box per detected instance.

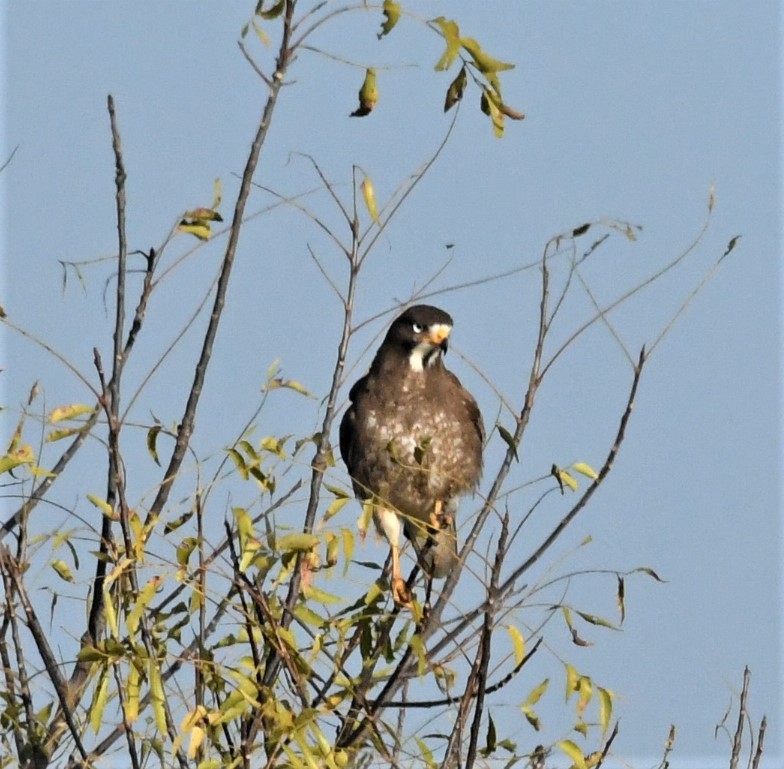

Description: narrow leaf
[432,17,461,71]
[617,575,626,623]
[378,0,401,39]
[444,65,467,112]
[49,404,95,423]
[351,67,378,117]
[461,38,515,73]
[147,425,162,466]
[524,678,549,706]
[506,625,526,666]
[598,687,613,734]
[90,667,110,734]
[87,493,115,518]
[51,560,75,583]
[149,659,168,734]
[558,741,587,769]
[496,423,518,461]
[360,175,380,224]
[572,461,598,480]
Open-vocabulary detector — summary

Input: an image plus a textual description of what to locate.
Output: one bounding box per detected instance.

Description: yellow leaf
[481,88,505,138]
[506,625,526,666]
[212,177,222,209]
[565,663,580,700]
[577,675,593,716]
[149,659,167,734]
[572,461,598,480]
[351,68,378,117]
[277,532,319,553]
[524,678,549,706]
[341,528,354,573]
[126,575,162,636]
[408,634,427,678]
[87,493,115,518]
[324,496,350,523]
[558,468,579,492]
[557,740,587,769]
[177,221,212,240]
[49,404,96,423]
[51,560,75,583]
[598,687,613,734]
[360,175,380,225]
[460,38,515,73]
[125,662,141,723]
[188,726,206,760]
[46,426,88,443]
[432,17,461,71]
[90,668,110,734]
[378,0,401,39]
[0,445,34,474]
[357,502,373,542]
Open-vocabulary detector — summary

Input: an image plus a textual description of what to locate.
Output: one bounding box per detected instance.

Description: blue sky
[2,2,781,767]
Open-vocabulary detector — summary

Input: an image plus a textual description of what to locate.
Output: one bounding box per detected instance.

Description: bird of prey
[340,305,484,606]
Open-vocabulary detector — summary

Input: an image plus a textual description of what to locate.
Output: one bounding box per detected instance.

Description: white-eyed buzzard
[340,305,484,606]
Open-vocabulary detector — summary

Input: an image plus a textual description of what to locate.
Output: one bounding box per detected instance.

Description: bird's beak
[428,324,451,351]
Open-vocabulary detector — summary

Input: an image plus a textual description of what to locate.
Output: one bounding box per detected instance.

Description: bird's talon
[392,577,414,608]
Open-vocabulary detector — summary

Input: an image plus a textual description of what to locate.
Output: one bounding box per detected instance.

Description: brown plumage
[340,305,484,606]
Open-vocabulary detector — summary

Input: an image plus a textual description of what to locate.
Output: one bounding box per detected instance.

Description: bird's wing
[339,373,369,494]
[444,369,485,447]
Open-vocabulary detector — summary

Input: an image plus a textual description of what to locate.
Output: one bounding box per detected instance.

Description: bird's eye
[412,322,424,334]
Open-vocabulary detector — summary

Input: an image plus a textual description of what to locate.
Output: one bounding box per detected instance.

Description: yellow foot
[392,576,414,608]
[429,500,452,530]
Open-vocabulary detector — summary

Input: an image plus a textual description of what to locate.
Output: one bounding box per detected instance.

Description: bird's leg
[376,506,413,607]
[429,499,452,530]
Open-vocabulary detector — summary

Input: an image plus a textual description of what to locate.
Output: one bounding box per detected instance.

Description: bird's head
[384,305,454,372]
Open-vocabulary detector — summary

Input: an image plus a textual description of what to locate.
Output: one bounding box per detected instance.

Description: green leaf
[483,713,497,756]
[444,65,467,112]
[617,576,626,623]
[496,423,518,461]
[227,448,248,480]
[575,610,618,630]
[146,425,162,466]
[256,0,284,19]
[432,17,461,71]
[378,0,401,39]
